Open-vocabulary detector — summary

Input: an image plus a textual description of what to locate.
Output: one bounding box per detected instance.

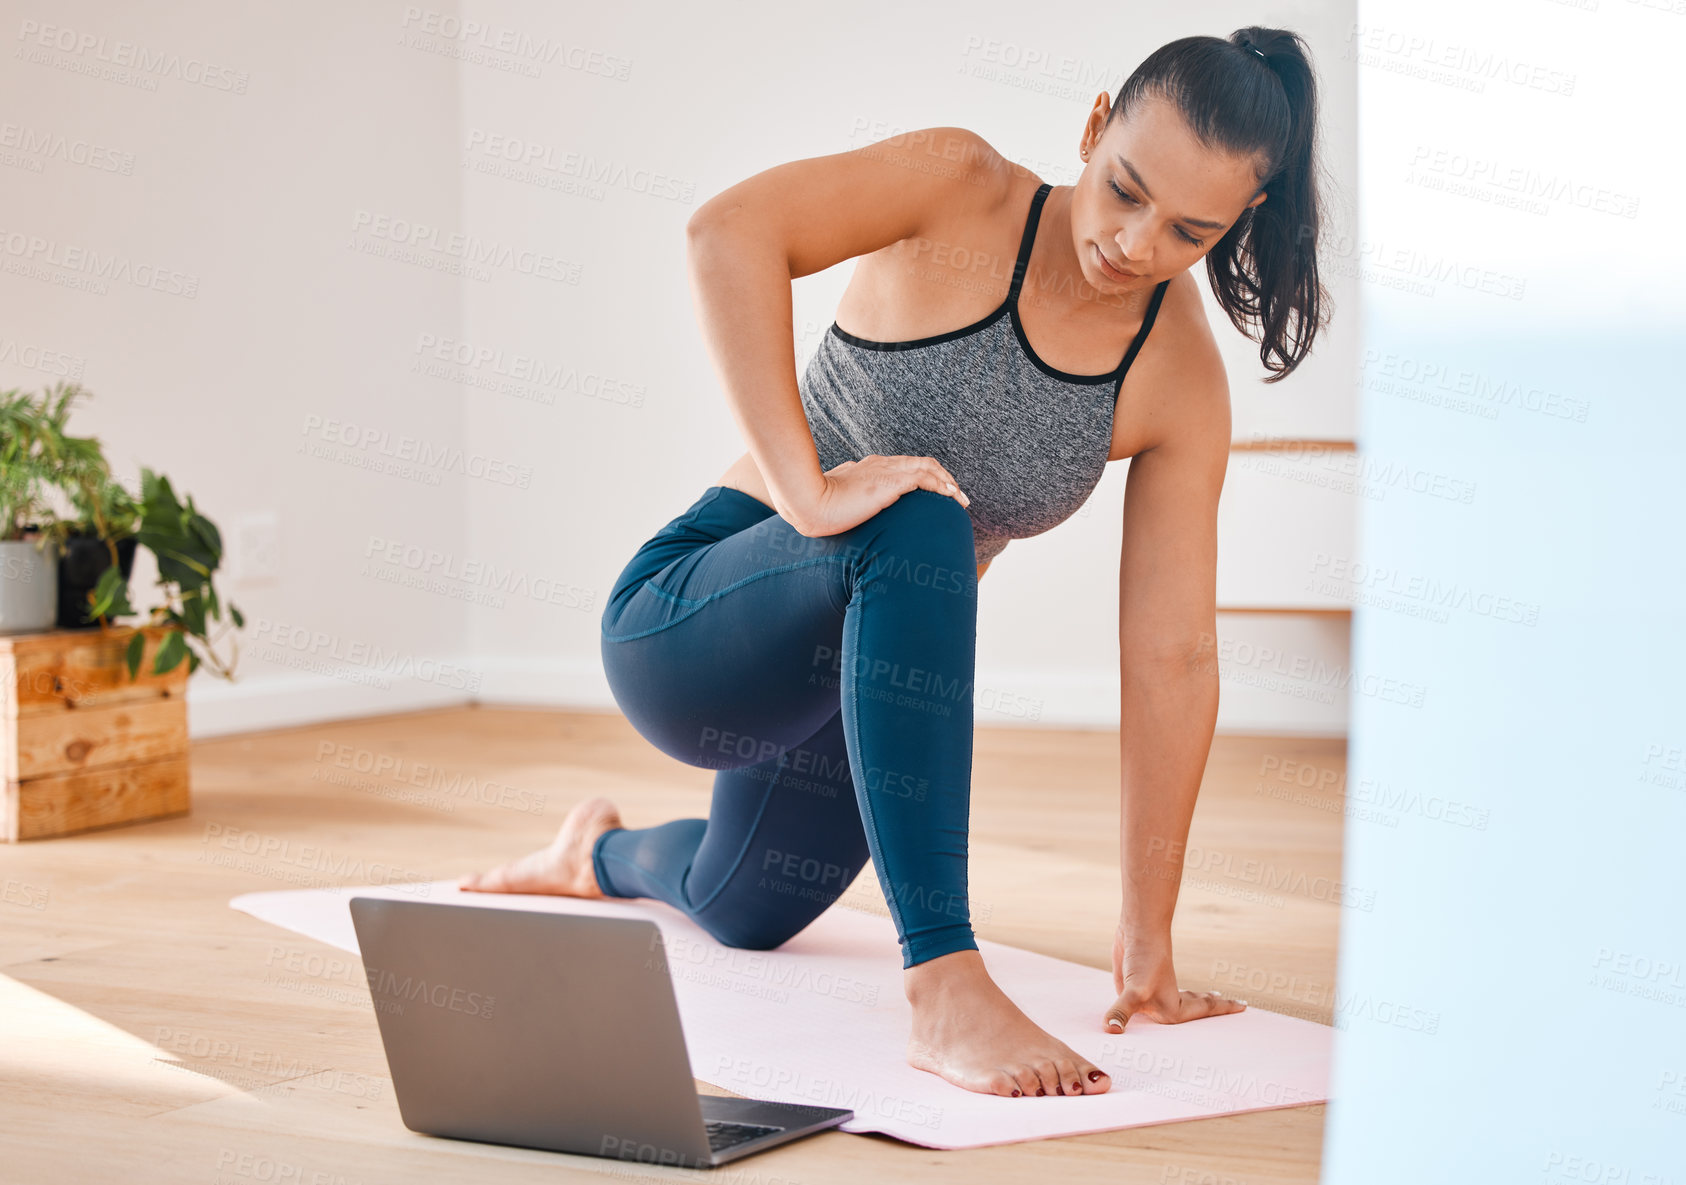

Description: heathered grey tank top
[799,181,1171,567]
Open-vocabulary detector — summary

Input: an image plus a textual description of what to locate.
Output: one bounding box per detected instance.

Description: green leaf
[90,565,134,620]
[187,510,222,560]
[125,631,145,680]
[152,629,187,676]
[178,588,207,637]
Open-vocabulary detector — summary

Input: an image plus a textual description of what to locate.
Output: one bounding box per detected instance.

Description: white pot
[0,537,61,634]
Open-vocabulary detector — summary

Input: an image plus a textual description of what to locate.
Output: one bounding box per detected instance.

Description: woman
[460,28,1330,1100]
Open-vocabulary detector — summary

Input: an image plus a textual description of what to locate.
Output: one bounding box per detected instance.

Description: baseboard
[186,655,1347,740]
[185,667,475,739]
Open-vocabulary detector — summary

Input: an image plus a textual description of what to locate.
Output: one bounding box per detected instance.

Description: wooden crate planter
[1,625,191,841]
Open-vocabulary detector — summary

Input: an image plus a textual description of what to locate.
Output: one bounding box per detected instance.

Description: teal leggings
[594,484,980,969]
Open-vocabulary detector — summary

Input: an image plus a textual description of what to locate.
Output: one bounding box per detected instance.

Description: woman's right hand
[784,454,970,537]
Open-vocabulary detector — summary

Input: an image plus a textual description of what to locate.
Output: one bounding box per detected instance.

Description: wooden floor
[0,705,1345,1184]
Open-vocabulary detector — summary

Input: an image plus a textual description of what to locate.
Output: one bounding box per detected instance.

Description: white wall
[1322,1,1685,1178]
[2,0,1358,738]
[2,1,471,731]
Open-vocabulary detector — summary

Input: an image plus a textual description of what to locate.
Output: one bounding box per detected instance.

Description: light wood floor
[0,705,1345,1184]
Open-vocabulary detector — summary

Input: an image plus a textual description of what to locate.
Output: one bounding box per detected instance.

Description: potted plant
[0,387,65,633]
[92,465,246,681]
[0,381,245,680]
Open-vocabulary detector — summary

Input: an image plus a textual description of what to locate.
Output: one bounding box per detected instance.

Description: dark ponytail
[1107,28,1332,383]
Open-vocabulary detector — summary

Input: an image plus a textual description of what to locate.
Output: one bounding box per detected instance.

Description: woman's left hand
[1104,925,1247,1033]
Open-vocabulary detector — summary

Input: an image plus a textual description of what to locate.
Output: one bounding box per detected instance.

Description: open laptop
[347,896,853,1169]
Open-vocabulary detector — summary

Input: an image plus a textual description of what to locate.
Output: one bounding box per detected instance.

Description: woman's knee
[695,906,815,953]
[848,489,976,568]
[867,487,972,532]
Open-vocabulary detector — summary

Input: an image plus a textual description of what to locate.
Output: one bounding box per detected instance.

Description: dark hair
[1105,28,1332,383]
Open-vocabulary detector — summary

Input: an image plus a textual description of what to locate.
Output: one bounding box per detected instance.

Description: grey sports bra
[798,181,1171,566]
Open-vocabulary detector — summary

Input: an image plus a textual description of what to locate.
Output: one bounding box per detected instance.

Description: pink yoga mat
[230,880,1331,1149]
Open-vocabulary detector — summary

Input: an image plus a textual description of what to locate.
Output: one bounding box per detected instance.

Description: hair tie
[1240,38,1267,62]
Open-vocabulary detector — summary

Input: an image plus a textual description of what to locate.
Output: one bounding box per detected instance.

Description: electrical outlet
[232,512,282,586]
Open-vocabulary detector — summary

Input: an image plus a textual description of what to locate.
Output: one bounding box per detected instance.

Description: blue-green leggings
[594,484,980,969]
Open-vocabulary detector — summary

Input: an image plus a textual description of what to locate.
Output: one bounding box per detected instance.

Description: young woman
[460,27,1330,1100]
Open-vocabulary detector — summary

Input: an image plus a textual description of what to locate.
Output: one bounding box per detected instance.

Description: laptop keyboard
[704,1119,785,1152]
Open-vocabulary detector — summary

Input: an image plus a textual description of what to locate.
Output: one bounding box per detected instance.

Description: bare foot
[904,950,1112,1098]
[457,796,624,897]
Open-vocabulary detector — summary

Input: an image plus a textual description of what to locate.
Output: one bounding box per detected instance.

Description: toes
[472,865,511,892]
[1032,1059,1063,1097]
[1053,1057,1083,1096]
[470,857,536,893]
[986,1069,1021,1097]
[1080,1062,1112,1093]
[1011,1066,1044,1098]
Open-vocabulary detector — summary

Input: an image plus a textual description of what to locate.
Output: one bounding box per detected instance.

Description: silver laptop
[348,896,853,1169]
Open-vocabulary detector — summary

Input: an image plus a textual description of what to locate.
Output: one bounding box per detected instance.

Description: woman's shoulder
[902,126,1046,211]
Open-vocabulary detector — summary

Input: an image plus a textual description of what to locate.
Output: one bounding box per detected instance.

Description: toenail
[1088,1070,1103,1081]
[1011,1089,1020,1097]
[1036,1087,1045,1095]
[1071,1081,1080,1092]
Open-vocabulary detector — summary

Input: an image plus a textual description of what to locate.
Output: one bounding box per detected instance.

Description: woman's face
[1073,93,1268,290]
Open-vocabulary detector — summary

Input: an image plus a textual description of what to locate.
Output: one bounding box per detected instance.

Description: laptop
[347,896,853,1169]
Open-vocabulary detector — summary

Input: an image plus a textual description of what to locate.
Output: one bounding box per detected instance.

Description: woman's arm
[683,128,1002,534]
[1102,335,1246,1033]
